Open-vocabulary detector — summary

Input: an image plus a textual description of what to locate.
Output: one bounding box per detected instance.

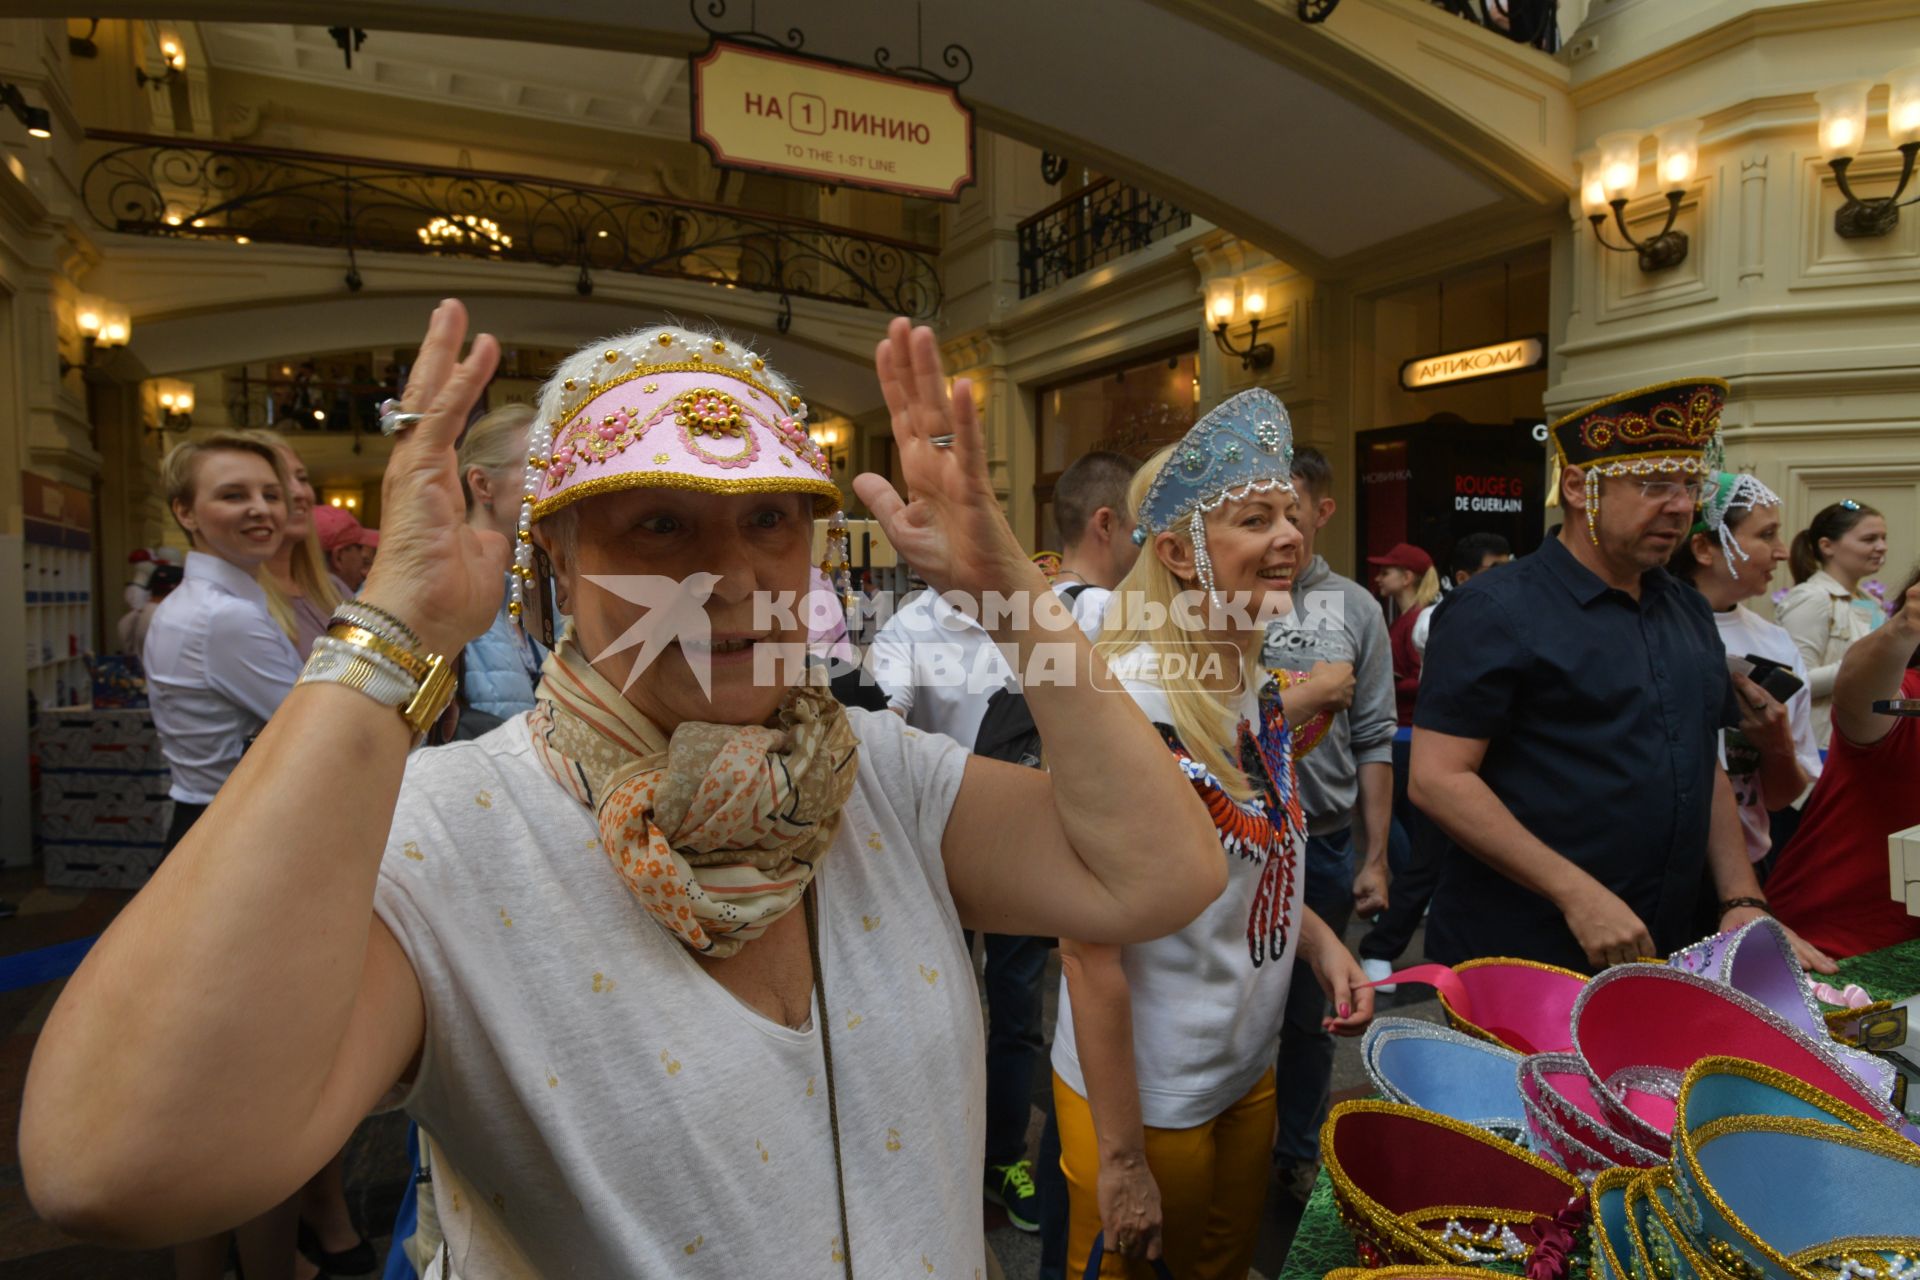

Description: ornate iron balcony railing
[1299,0,1559,53]
[1016,177,1192,298]
[80,130,941,319]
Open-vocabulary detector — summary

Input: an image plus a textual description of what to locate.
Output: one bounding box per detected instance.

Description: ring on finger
[929,433,956,448]
[378,397,427,436]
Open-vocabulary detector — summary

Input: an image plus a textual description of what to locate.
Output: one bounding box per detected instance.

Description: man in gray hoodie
[1263,445,1397,1198]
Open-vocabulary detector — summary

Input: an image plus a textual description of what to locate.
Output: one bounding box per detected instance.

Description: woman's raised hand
[852,317,1041,602]
[358,299,510,656]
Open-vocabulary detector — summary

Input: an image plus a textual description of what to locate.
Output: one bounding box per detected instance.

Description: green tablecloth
[1274,937,1920,1280]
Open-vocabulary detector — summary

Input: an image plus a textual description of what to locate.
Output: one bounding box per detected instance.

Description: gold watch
[400,651,458,739]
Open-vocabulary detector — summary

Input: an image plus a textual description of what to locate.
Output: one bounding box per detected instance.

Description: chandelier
[417,214,513,253]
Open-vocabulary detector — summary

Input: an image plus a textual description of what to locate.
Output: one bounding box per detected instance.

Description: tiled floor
[0,868,1436,1279]
[0,871,413,1279]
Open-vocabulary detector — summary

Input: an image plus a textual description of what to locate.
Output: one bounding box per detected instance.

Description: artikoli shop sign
[1399,334,1547,392]
[692,42,974,200]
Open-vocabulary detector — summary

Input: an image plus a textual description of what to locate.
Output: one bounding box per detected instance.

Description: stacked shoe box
[1892,823,1920,920]
[35,708,172,889]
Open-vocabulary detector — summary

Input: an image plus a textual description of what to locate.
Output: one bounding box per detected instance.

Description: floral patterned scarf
[527,624,859,957]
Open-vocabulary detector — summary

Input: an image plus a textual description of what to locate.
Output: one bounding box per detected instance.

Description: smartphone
[1727,653,1805,704]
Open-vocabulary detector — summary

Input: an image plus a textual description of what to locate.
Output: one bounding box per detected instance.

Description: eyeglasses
[1638,478,1706,503]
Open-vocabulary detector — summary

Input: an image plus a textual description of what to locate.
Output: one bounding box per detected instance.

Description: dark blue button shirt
[1414,530,1738,971]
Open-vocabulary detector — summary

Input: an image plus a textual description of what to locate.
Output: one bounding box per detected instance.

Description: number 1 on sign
[790,92,825,136]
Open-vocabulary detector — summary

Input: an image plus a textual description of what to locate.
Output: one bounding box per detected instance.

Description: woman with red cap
[1369,542,1438,728]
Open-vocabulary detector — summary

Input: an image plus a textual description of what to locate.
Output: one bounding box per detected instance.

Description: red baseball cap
[314,504,379,552]
[1366,542,1433,574]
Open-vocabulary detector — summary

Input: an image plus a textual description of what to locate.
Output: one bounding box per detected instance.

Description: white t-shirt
[1714,604,1823,862]
[375,706,983,1278]
[1050,655,1303,1130]
[869,583,1111,749]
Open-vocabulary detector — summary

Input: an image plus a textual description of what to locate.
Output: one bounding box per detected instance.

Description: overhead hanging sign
[691,42,975,201]
[1399,334,1547,392]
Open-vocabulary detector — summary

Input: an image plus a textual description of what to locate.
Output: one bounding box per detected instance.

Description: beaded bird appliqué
[1154,688,1304,967]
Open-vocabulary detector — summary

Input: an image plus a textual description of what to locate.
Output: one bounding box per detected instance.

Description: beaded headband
[1589,1168,1639,1280]
[1543,1060,1920,1279]
[1519,1051,1665,1180]
[1435,957,1586,1056]
[1670,1057,1920,1280]
[1548,377,1726,472]
[1361,1018,1529,1144]
[508,325,841,618]
[1545,377,1726,546]
[1132,388,1295,598]
[1322,1100,1589,1276]
[1570,964,1912,1158]
[1693,470,1783,574]
[1668,915,1834,1046]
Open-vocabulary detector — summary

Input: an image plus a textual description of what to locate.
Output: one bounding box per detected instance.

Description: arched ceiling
[55,0,1573,273]
[93,244,898,419]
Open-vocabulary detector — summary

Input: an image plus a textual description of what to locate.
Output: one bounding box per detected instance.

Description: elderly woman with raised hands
[22,301,1223,1280]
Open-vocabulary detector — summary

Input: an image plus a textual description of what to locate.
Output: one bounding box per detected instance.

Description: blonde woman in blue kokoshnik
[1053,389,1376,1279]
[21,303,1228,1279]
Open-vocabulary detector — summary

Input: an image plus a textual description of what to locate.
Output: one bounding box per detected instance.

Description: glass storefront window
[1033,345,1197,550]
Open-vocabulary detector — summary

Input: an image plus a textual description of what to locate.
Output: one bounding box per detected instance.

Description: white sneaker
[1362,957,1398,994]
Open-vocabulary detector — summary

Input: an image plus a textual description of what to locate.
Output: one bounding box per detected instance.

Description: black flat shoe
[298,1218,377,1276]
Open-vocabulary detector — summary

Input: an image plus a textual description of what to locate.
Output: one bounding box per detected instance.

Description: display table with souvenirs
[1278,921,1920,1280]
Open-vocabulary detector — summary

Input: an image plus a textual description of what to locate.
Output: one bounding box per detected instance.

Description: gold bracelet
[327,622,433,683]
[401,652,458,739]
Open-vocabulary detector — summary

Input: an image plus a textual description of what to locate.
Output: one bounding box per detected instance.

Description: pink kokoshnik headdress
[507,324,842,620]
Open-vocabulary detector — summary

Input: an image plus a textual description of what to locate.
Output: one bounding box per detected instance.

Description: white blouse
[143,552,302,804]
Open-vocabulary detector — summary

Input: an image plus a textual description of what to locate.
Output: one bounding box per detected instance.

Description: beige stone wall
[938,1,1919,594]
[1560,0,1920,608]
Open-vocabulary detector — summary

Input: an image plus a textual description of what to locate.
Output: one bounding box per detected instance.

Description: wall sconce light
[60,295,131,376]
[136,36,187,89]
[324,491,362,512]
[1817,69,1920,239]
[1207,277,1275,371]
[0,80,52,138]
[1580,121,1698,272]
[153,378,195,431]
[809,423,848,471]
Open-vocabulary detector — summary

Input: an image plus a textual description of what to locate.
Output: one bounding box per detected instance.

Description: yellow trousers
[1052,1067,1277,1280]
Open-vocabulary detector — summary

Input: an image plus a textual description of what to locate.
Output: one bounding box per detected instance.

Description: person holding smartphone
[1765,569,1920,959]
[1667,470,1820,879]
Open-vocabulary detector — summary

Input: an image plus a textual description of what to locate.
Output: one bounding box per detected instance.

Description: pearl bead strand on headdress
[510,407,553,618]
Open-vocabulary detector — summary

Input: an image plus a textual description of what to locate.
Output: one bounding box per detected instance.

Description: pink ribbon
[1366,963,1560,1052]
[1811,981,1874,1009]
[1367,963,1474,1021]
